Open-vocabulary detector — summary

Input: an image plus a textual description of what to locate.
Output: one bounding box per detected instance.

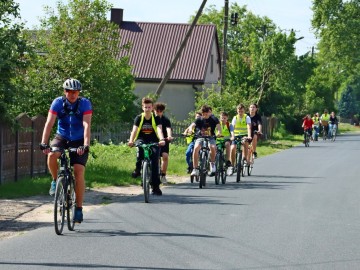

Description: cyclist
[154,102,173,184]
[312,112,320,141]
[187,105,222,177]
[302,114,314,143]
[183,111,202,173]
[216,111,233,174]
[128,97,166,196]
[320,109,330,138]
[248,104,262,158]
[328,111,339,139]
[40,78,92,223]
[229,103,252,174]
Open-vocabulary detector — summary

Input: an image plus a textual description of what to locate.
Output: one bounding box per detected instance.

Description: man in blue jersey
[40,78,92,223]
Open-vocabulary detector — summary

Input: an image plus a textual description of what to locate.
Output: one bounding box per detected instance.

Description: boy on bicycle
[40,78,92,223]
[302,114,314,143]
[217,111,233,174]
[183,111,202,173]
[229,103,252,174]
[154,102,173,184]
[187,105,222,177]
[128,97,166,195]
[248,104,262,158]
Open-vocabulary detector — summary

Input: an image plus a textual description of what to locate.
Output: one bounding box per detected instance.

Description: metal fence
[1,114,277,184]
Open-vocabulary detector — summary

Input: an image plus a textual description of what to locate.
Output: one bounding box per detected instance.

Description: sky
[15,0,317,55]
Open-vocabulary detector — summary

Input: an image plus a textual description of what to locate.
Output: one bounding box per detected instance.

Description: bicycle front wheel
[54,177,66,235]
[199,151,207,188]
[67,176,76,231]
[236,152,242,183]
[214,152,221,185]
[247,153,254,176]
[142,161,151,203]
[220,156,227,184]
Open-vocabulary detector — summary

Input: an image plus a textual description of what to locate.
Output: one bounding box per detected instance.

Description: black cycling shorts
[50,134,89,166]
[160,142,170,155]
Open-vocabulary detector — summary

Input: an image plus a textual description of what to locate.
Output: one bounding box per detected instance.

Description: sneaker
[152,187,162,196]
[191,169,199,177]
[210,162,216,173]
[131,170,141,178]
[227,166,233,176]
[226,160,232,167]
[49,180,56,196]
[160,174,167,184]
[73,208,83,223]
[254,152,258,158]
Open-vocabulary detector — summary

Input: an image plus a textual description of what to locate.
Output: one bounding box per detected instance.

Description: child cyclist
[183,111,202,173]
[217,111,233,174]
[229,103,252,175]
[154,102,173,184]
[186,105,222,177]
[128,97,166,195]
[302,114,314,143]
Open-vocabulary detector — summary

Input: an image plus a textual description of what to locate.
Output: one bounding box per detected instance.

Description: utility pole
[220,0,229,92]
[154,0,208,98]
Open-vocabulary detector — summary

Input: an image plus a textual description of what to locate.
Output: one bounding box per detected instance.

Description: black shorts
[160,142,170,156]
[50,134,89,166]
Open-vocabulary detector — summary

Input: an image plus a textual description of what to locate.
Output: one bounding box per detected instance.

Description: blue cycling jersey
[49,96,92,141]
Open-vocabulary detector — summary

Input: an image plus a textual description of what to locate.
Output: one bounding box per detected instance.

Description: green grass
[0,125,356,199]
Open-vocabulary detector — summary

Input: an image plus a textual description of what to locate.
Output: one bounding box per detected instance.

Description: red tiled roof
[117,22,220,83]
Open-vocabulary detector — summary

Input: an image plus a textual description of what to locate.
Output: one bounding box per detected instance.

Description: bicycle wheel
[236,152,242,183]
[214,152,221,185]
[247,153,254,176]
[332,129,336,141]
[67,175,76,231]
[220,156,227,184]
[142,161,151,203]
[54,176,66,235]
[199,151,207,188]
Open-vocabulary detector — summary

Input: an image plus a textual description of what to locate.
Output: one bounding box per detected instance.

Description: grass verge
[0,125,357,199]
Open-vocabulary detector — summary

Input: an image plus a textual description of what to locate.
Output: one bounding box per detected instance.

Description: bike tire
[214,152,220,185]
[54,177,66,235]
[220,156,226,184]
[236,152,242,183]
[199,151,207,188]
[247,154,254,176]
[67,175,76,231]
[142,161,151,203]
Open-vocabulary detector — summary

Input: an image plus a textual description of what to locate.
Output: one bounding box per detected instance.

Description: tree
[193,3,312,121]
[338,86,358,118]
[0,0,30,123]
[19,0,136,127]
[310,0,360,109]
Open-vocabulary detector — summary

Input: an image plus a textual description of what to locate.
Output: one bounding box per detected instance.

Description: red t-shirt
[303,119,314,130]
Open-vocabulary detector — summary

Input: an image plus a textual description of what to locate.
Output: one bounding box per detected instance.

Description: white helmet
[63,78,82,91]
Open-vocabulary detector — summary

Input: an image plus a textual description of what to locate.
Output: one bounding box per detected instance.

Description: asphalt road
[1,134,360,270]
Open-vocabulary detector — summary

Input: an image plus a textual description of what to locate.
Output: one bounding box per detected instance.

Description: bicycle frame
[233,135,245,182]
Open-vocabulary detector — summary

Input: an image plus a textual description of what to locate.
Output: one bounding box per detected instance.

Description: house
[111,8,221,121]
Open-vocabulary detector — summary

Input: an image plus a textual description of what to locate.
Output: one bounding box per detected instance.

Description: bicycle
[329,124,337,141]
[304,130,310,147]
[215,138,230,185]
[196,135,214,189]
[51,147,77,235]
[134,142,159,203]
[321,122,328,141]
[233,135,247,183]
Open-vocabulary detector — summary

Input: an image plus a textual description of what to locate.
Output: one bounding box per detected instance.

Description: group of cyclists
[39,78,265,223]
[302,109,339,143]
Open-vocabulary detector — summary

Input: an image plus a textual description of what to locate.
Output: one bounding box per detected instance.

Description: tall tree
[338,86,358,118]
[19,0,136,127]
[193,3,312,120]
[0,0,30,123]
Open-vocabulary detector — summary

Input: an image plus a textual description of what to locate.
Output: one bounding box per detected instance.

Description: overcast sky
[15,0,317,55]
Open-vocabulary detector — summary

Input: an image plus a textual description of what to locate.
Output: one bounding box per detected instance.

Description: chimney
[110,8,123,26]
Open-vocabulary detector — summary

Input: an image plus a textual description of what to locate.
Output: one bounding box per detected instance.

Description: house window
[210,54,214,73]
